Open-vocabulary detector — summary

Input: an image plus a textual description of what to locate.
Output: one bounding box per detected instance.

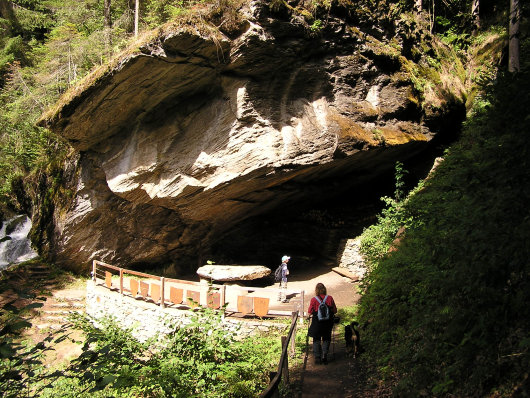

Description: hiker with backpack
[276,255,290,302]
[307,282,337,365]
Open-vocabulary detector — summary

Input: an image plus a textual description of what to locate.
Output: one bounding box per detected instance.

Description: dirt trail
[282,266,364,398]
[299,337,363,398]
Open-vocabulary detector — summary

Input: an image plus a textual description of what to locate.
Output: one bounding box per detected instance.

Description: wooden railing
[92,260,306,318]
[260,311,299,398]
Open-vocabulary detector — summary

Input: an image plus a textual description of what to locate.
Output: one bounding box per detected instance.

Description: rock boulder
[36,1,465,273]
[197,265,271,281]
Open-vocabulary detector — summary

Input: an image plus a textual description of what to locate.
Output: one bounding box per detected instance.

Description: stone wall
[86,281,291,342]
[336,237,367,280]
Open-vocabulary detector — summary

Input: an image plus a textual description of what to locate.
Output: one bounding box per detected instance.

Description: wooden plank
[207,291,221,309]
[140,281,149,298]
[186,290,200,308]
[130,279,139,297]
[124,269,161,280]
[151,283,161,302]
[331,267,360,281]
[170,287,183,304]
[95,260,121,271]
[165,278,204,286]
[267,309,296,316]
[237,296,253,316]
[160,277,165,308]
[254,297,270,317]
[105,271,112,288]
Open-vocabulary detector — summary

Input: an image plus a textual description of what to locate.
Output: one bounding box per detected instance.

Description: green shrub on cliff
[358,52,530,396]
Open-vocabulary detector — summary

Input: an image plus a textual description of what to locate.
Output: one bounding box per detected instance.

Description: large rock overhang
[38,13,461,273]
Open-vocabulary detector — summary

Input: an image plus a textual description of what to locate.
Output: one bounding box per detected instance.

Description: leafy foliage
[36,307,283,397]
[360,162,423,268]
[358,47,530,396]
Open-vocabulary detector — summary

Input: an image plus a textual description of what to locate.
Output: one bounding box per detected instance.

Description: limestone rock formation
[38,1,464,273]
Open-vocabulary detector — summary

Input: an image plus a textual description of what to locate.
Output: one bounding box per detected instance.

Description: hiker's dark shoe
[322,356,328,365]
[314,357,321,365]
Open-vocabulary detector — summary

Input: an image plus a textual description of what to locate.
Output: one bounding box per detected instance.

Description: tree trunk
[134,0,139,37]
[509,0,520,73]
[0,0,18,35]
[471,0,480,32]
[429,0,435,33]
[104,0,112,56]
[415,0,422,13]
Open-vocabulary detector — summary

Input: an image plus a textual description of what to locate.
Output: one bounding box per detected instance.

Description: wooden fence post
[281,336,289,384]
[300,290,305,323]
[291,312,297,356]
[269,372,279,398]
[221,285,226,308]
[119,268,124,295]
[161,277,165,308]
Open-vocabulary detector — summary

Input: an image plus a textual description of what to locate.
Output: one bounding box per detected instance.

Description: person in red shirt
[307,282,337,364]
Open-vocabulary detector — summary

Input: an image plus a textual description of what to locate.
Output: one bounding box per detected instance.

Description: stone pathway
[0,261,86,363]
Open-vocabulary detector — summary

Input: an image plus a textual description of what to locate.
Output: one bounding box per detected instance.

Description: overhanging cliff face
[40,3,462,273]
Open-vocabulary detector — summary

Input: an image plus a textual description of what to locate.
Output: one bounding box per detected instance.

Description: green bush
[38,307,284,397]
[360,162,423,269]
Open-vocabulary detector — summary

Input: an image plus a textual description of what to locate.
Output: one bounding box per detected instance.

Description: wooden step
[331,267,360,281]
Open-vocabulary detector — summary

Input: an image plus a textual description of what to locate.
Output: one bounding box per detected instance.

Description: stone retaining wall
[337,237,367,279]
[86,281,290,342]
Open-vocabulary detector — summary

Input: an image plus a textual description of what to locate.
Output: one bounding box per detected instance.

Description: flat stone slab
[197,265,271,281]
[332,267,360,282]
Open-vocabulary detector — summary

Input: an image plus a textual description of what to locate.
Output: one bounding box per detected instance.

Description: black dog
[344,321,361,358]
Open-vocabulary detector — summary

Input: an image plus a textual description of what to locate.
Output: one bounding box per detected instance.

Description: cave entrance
[208,140,443,277]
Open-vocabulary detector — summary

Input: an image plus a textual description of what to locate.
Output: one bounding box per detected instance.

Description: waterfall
[0,215,38,270]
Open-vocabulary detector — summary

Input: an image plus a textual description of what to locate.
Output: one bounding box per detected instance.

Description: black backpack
[315,295,330,321]
[274,265,282,282]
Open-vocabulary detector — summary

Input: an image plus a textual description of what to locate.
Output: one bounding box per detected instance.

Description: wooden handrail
[164,277,223,288]
[123,268,161,280]
[259,311,299,398]
[92,260,306,318]
[93,260,121,272]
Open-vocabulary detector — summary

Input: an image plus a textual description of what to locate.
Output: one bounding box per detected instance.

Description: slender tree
[471,0,480,32]
[134,0,139,37]
[428,0,435,32]
[104,0,112,55]
[509,0,520,72]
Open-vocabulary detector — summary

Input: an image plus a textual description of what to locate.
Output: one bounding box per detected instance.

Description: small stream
[0,215,38,270]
